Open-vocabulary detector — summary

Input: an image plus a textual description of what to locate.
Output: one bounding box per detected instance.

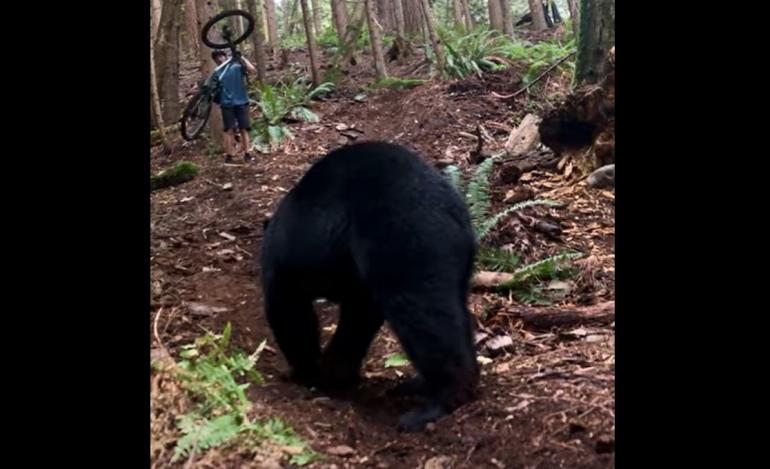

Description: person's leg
[236,105,254,162]
[221,107,237,163]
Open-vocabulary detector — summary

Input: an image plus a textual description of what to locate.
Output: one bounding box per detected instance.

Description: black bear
[259,141,479,432]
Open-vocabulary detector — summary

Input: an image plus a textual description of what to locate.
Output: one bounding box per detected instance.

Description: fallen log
[508,301,614,331]
[505,113,542,157]
[150,161,199,191]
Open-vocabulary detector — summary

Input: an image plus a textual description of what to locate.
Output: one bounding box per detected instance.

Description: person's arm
[239,56,257,74]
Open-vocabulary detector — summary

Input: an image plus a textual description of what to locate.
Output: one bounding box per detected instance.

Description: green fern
[465,156,497,229]
[444,165,464,194]
[501,252,583,290]
[173,413,241,461]
[476,246,521,272]
[168,325,318,464]
[250,79,334,152]
[476,199,561,240]
[445,159,558,240]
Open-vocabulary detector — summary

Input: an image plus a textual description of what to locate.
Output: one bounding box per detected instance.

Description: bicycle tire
[181,91,213,141]
[201,10,255,49]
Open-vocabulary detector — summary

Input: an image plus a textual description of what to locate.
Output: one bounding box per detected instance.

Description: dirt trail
[151,49,614,468]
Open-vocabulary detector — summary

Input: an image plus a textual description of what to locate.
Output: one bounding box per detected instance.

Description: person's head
[211,50,227,65]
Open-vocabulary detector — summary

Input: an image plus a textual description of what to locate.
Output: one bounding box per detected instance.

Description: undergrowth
[152,323,319,466]
[445,159,581,303]
[436,27,576,82]
[249,78,334,153]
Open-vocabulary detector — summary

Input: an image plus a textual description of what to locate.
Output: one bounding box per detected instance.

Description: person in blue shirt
[212,50,257,164]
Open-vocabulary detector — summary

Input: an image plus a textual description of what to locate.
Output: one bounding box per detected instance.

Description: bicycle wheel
[201,10,255,49]
[181,91,213,141]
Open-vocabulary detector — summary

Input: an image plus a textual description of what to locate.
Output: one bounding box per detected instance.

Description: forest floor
[151,31,615,469]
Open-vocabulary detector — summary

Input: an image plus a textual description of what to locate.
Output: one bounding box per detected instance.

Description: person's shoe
[244,153,254,163]
[224,154,234,164]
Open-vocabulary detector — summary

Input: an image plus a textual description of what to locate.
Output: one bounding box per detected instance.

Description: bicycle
[180,9,255,141]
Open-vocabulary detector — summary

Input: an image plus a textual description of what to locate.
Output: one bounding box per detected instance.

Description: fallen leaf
[326,445,355,456]
[477,356,493,365]
[185,302,229,316]
[486,335,514,355]
[424,455,453,469]
[280,446,305,455]
[505,399,532,413]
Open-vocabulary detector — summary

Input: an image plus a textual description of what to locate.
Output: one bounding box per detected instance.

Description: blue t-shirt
[216,61,249,108]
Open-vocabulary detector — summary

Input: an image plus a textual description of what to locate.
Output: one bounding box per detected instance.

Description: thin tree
[195,0,224,147]
[376,0,395,34]
[364,0,388,80]
[311,0,322,35]
[575,0,614,84]
[567,0,579,38]
[155,0,184,124]
[264,0,279,54]
[402,0,423,36]
[183,0,200,59]
[285,0,300,36]
[418,0,444,71]
[247,0,268,81]
[151,8,171,153]
[461,0,473,30]
[234,0,246,38]
[488,0,503,32]
[152,0,163,39]
[331,0,349,42]
[528,0,548,30]
[452,0,464,30]
[299,0,322,85]
[392,0,406,38]
[500,0,514,38]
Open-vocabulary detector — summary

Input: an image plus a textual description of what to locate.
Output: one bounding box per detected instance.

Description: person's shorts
[221,105,251,131]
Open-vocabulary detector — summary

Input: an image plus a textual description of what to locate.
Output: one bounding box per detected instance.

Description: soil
[151,37,614,469]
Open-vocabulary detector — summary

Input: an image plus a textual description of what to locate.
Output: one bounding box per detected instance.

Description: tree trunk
[183,0,200,59]
[286,0,300,36]
[311,0,322,36]
[543,1,554,27]
[418,0,444,70]
[392,0,406,38]
[264,0,279,54]
[528,0,548,30]
[234,0,246,39]
[488,0,503,32]
[550,1,563,23]
[376,0,395,34]
[155,0,183,124]
[299,0,322,85]
[195,0,224,147]
[500,0,514,37]
[247,0,268,81]
[331,0,348,41]
[332,3,367,68]
[150,8,171,153]
[575,0,614,85]
[152,0,163,40]
[461,0,473,30]
[567,0,580,38]
[364,0,388,80]
[403,0,423,36]
[452,0,464,29]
